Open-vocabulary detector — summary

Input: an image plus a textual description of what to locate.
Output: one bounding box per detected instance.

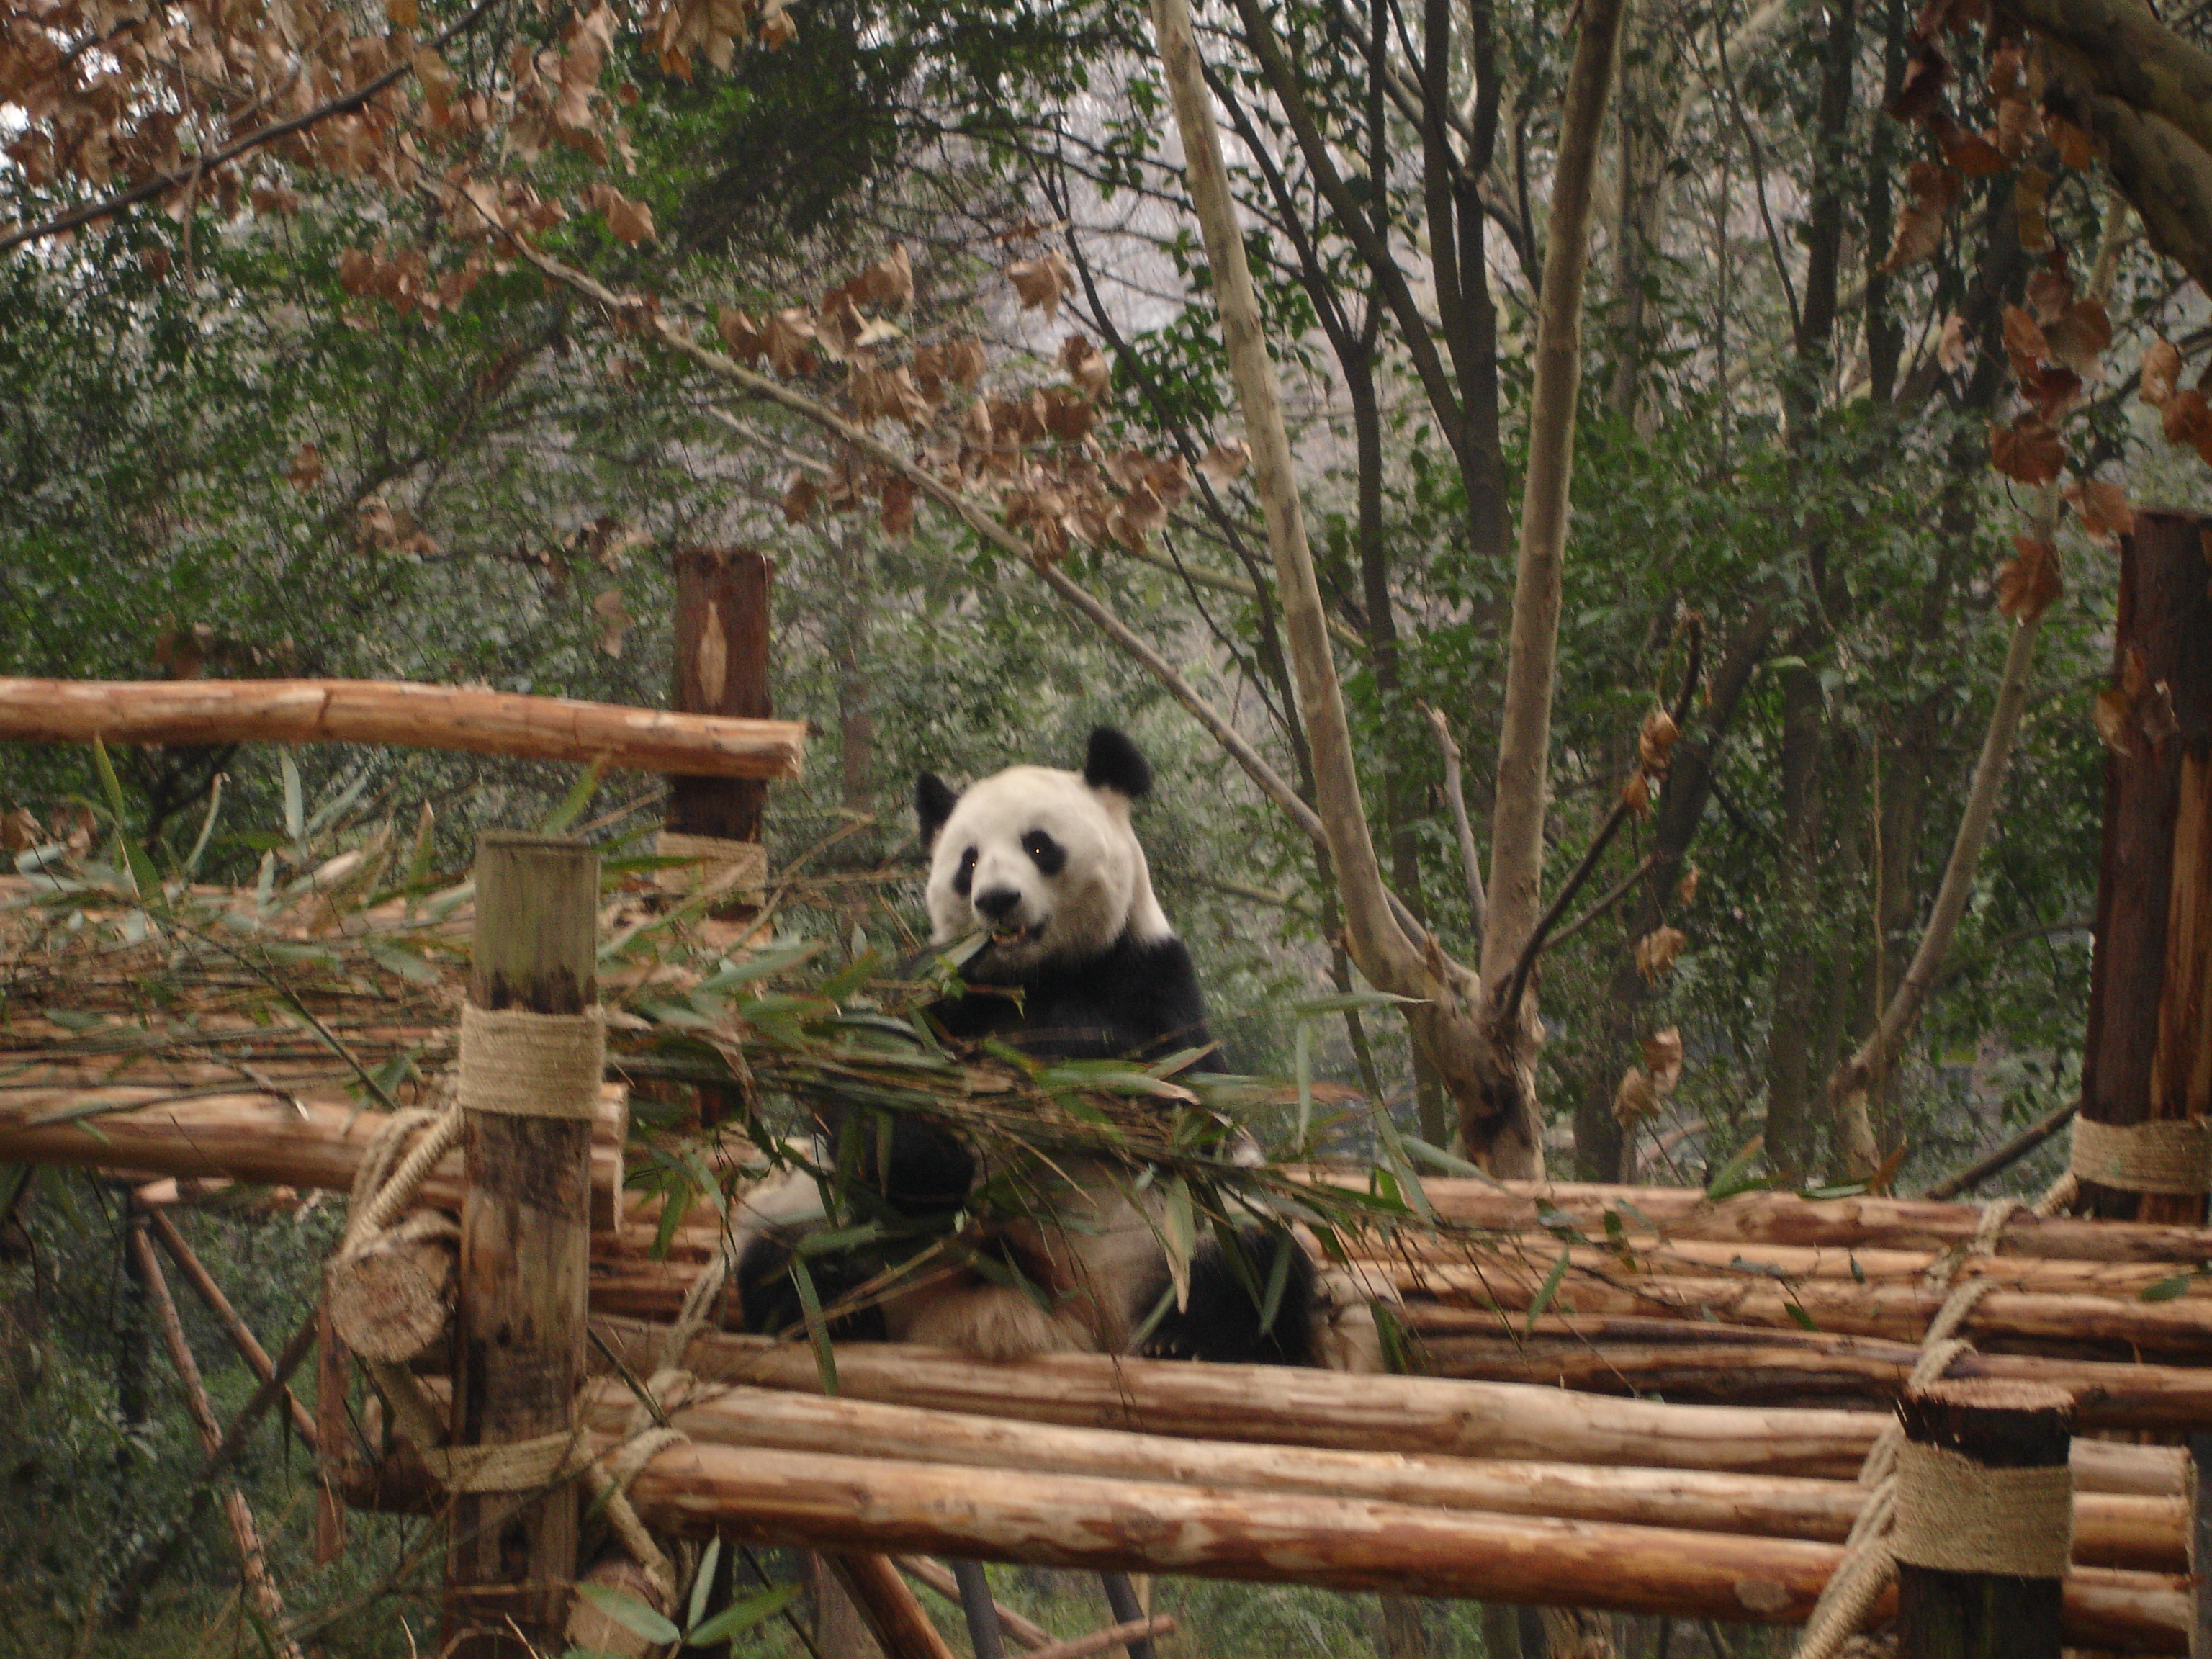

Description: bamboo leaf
[1162,1174,1195,1311]
[541,760,607,835]
[688,1537,723,1632]
[575,1583,680,1645]
[788,1256,838,1394]
[1525,1246,1570,1332]
[687,1583,804,1644]
[279,750,304,842]
[1704,1135,1769,1202]
[2141,1273,2198,1302]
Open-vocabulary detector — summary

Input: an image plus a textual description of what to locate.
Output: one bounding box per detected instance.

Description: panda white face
[919,731,1172,973]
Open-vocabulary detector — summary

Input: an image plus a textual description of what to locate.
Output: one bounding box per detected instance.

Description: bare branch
[1421,703,1487,933]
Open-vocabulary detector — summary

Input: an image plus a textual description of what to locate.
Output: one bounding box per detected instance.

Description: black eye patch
[953,847,977,896]
[1022,830,1066,875]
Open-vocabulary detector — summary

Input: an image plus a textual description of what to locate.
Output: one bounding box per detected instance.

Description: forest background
[2,0,2211,1647]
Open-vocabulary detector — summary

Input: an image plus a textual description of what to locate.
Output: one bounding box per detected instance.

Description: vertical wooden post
[444,832,599,1657]
[2078,508,2212,1226]
[313,1293,350,1565]
[670,548,773,845]
[1894,1379,2072,1659]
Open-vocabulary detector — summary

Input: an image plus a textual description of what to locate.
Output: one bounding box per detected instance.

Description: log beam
[0,678,805,779]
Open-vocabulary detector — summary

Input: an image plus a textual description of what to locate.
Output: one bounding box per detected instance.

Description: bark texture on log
[0,677,805,778]
[445,834,599,1656]
[588,1321,2188,1493]
[2078,510,2212,1225]
[569,1378,2181,1571]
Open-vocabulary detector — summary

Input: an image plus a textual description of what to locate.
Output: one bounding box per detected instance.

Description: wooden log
[325,1216,457,1362]
[315,1289,350,1566]
[830,1552,961,1659]
[444,834,600,1657]
[571,1380,2181,1572]
[2078,508,2212,1227]
[589,1321,2188,1495]
[1401,1310,2212,1431]
[0,1084,627,1226]
[0,677,806,779]
[1354,1256,2212,1359]
[1894,1380,2074,1659]
[602,1439,2185,1650]
[127,1223,302,1658]
[1294,1174,2212,1262]
[143,1208,319,1453]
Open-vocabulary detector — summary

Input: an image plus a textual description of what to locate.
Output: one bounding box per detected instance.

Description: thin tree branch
[1918,1097,2079,1201]
[0,0,503,256]
[1421,703,1487,933]
[1546,851,1658,951]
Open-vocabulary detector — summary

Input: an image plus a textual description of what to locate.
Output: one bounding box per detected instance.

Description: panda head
[916,727,1173,972]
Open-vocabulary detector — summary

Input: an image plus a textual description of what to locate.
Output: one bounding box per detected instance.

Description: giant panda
[733,727,1371,1368]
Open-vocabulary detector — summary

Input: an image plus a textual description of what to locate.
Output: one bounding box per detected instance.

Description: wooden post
[1894,1380,2072,1659]
[444,833,600,1656]
[669,549,773,847]
[2079,509,2212,1226]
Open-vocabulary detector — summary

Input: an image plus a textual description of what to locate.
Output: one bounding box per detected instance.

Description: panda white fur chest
[734,728,1368,1368]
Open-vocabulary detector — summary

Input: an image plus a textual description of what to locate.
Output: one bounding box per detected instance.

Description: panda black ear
[1082,727,1152,799]
[915,773,958,847]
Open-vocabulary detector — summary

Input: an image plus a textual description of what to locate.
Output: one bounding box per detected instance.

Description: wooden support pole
[314,1290,351,1566]
[899,1557,1054,1649]
[1894,1380,2073,1659]
[0,678,804,778]
[668,549,773,847]
[444,832,600,1656]
[2079,508,2212,1226]
[830,1552,962,1659]
[143,1208,319,1453]
[126,1222,302,1659]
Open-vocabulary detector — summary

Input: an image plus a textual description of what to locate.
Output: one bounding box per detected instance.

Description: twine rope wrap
[457,1004,606,1120]
[1889,1442,2073,1577]
[654,830,768,904]
[2067,1115,2212,1197]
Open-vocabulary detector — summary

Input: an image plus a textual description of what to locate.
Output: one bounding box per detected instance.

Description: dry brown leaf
[1622,770,1652,819]
[284,442,325,491]
[2141,338,2183,406]
[2001,303,2048,372]
[0,808,40,853]
[2044,300,2112,376]
[1198,438,1251,482]
[1989,415,2065,485]
[1642,1027,1684,1092]
[583,182,655,246]
[2063,476,2134,545]
[815,293,865,363]
[1613,1066,1661,1128]
[2045,110,2097,169]
[386,0,418,24]
[1040,385,1094,441]
[1995,534,2062,623]
[763,308,817,378]
[1677,866,1701,907]
[1635,925,1686,980]
[592,588,633,657]
[782,471,819,525]
[879,476,917,543]
[1637,708,1678,771]
[2025,266,2073,326]
[946,337,988,390]
[1941,127,2008,176]
[1936,314,1972,372]
[1881,160,1962,274]
[717,306,765,365]
[1007,251,1073,318]
[1061,334,1110,399]
[2160,387,2211,450]
[757,4,798,47]
[1992,93,2036,159]
[60,804,95,856]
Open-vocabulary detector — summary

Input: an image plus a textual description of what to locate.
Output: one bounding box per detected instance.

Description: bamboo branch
[1920,1099,2081,1202]
[0,678,806,779]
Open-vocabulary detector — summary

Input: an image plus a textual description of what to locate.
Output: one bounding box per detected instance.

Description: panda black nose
[973,886,1022,921]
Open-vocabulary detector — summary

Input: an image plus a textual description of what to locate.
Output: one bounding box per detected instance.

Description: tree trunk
[2075,510,2212,1226]
[1763,660,1829,1177]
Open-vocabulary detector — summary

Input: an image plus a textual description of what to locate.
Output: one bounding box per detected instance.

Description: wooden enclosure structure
[4,517,2212,1657]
